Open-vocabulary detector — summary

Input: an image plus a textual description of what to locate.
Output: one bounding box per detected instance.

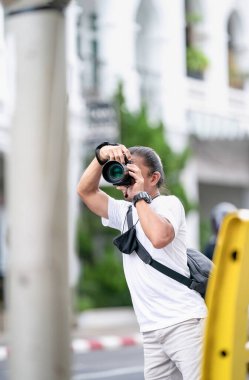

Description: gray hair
[129,146,165,188]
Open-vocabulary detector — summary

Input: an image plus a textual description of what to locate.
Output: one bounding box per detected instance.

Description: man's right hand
[77,143,132,219]
[99,144,132,164]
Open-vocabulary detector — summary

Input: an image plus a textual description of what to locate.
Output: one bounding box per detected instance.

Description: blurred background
[1,0,248,313]
[0,0,249,378]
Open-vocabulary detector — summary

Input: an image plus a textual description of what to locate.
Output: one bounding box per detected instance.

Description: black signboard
[85,101,119,149]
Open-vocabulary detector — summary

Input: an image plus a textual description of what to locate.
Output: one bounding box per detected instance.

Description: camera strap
[126,205,193,288]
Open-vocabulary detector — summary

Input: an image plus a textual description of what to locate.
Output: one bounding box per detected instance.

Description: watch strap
[133,192,152,207]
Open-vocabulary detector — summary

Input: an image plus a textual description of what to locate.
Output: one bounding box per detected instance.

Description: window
[185,0,208,80]
[78,11,100,96]
[227,11,245,90]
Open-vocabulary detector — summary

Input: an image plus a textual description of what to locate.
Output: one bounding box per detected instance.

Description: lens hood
[102,160,133,186]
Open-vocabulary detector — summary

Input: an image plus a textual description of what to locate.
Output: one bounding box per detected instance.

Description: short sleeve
[153,195,185,235]
[102,196,130,232]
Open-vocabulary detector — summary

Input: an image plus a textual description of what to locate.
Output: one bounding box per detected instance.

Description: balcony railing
[186,77,249,139]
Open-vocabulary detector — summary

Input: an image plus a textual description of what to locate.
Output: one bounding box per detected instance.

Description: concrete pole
[1,1,71,379]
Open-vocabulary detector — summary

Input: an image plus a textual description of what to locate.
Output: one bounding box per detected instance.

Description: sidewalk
[73,306,140,338]
[71,306,142,353]
[0,307,142,360]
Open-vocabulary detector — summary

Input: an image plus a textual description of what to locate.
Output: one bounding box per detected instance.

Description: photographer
[77,143,207,380]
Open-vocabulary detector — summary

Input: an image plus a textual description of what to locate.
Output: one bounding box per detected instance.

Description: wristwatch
[95,142,118,165]
[133,192,152,207]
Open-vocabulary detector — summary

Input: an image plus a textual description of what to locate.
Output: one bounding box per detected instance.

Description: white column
[204,0,229,111]
[2,1,71,379]
[97,0,140,109]
[65,0,83,289]
[159,0,187,151]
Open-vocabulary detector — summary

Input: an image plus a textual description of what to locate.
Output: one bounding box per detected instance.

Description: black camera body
[102,159,134,186]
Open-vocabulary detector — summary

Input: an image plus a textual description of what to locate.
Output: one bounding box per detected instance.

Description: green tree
[75,83,194,311]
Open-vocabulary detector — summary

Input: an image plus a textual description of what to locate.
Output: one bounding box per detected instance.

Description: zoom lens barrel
[102,160,133,186]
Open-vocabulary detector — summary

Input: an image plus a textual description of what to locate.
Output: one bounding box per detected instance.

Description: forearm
[136,201,174,249]
[77,158,102,197]
[77,157,109,218]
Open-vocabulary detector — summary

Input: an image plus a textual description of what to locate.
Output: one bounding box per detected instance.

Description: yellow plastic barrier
[201,210,249,380]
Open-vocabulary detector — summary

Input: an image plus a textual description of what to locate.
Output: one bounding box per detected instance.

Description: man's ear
[151,171,161,186]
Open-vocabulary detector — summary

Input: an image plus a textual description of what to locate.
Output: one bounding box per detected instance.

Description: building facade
[0,0,249,279]
[72,0,249,247]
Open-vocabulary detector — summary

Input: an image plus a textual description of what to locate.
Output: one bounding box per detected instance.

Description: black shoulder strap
[126,205,193,288]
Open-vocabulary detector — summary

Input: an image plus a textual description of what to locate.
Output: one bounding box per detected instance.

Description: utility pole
[1,1,71,379]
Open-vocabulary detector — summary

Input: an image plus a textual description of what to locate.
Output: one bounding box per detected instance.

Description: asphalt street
[0,345,144,380]
[72,345,144,380]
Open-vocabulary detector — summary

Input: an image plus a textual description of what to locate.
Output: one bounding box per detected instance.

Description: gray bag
[186,248,214,297]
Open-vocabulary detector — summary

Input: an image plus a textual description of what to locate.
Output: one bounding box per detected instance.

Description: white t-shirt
[102,195,207,332]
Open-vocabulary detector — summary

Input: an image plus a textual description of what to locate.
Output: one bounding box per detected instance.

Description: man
[77,142,207,380]
[204,202,237,261]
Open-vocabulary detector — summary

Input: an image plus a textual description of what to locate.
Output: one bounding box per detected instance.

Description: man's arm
[77,144,131,218]
[124,162,175,248]
[77,157,109,218]
[136,201,175,249]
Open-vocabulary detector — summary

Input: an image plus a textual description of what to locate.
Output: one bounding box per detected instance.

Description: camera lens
[102,160,133,186]
[107,163,124,181]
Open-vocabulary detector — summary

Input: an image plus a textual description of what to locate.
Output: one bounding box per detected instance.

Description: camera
[102,158,134,186]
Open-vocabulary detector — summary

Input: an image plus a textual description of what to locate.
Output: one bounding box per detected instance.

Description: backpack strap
[126,205,193,288]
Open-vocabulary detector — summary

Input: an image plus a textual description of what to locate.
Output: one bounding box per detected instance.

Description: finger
[127,163,140,173]
[116,151,126,163]
[108,149,115,161]
[100,147,111,162]
[107,147,123,163]
[128,169,143,180]
[120,145,132,160]
[113,149,125,163]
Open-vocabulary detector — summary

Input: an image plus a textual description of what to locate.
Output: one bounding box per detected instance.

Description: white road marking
[72,365,144,379]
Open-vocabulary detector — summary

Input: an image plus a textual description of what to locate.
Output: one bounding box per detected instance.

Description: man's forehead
[130,154,142,160]
[130,154,143,164]
[131,155,149,170]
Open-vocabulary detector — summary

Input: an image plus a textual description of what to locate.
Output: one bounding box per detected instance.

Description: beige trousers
[142,318,205,380]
